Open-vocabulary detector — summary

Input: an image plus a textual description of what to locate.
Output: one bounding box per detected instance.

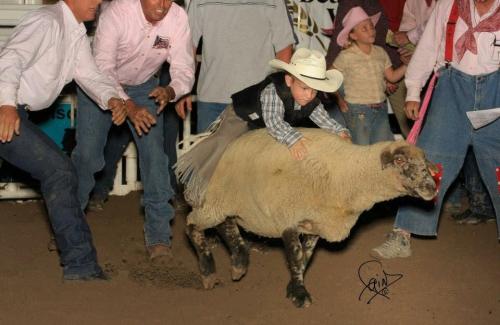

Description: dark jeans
[91,124,131,201]
[91,64,180,200]
[73,75,175,246]
[0,108,101,278]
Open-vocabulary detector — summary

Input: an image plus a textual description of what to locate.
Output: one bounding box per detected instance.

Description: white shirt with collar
[0,1,119,111]
[405,0,500,102]
[399,0,437,45]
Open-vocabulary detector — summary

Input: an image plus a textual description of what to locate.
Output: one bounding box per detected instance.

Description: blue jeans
[322,98,347,128]
[160,65,181,193]
[164,101,180,192]
[72,76,175,246]
[91,123,131,201]
[395,68,500,237]
[463,148,495,216]
[90,64,179,198]
[0,109,101,278]
[197,101,227,133]
[341,102,394,145]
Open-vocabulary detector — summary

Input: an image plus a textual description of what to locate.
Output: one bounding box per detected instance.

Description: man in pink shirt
[72,0,195,260]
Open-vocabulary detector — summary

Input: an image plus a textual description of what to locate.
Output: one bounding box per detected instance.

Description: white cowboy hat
[269,48,343,93]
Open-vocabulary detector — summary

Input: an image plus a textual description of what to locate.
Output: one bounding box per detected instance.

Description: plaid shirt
[260,83,348,147]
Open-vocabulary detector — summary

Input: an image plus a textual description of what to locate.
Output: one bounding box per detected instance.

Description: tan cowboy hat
[269,48,343,93]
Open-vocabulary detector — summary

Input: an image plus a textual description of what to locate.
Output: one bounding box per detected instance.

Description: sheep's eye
[395,157,405,164]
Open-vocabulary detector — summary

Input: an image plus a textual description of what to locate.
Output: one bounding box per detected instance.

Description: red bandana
[455,0,500,61]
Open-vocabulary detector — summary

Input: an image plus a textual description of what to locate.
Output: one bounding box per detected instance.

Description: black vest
[231,72,320,129]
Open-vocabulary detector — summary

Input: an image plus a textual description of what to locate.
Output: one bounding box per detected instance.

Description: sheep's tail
[175,105,248,207]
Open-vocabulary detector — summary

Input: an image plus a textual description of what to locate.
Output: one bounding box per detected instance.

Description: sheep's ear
[380,147,393,170]
[380,146,408,170]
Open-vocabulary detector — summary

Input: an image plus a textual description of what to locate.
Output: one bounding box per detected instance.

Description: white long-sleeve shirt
[405,0,500,102]
[0,1,119,111]
[399,0,436,45]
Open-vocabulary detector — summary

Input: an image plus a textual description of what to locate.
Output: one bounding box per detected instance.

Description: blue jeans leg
[470,117,500,236]
[0,109,101,278]
[323,100,347,128]
[124,78,175,246]
[92,124,132,201]
[463,148,495,216]
[196,101,227,133]
[342,102,394,145]
[164,104,180,193]
[159,63,180,193]
[72,87,114,209]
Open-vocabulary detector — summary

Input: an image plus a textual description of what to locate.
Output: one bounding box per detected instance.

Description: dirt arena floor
[0,192,498,325]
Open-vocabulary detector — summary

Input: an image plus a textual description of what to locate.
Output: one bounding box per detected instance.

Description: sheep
[184,128,437,308]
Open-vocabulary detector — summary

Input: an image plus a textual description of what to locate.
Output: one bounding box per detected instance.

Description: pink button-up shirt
[405,0,500,102]
[399,0,436,45]
[93,0,195,101]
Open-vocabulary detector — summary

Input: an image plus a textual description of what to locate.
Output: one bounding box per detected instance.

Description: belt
[367,103,383,108]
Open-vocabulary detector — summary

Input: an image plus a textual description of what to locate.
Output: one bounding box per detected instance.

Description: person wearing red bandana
[372,0,500,259]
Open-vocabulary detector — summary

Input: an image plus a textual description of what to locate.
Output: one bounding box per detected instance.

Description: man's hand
[386,81,399,94]
[125,100,157,136]
[289,138,309,161]
[107,98,127,126]
[405,101,421,120]
[0,105,20,143]
[175,95,192,120]
[149,85,175,114]
[394,31,410,47]
[398,47,414,65]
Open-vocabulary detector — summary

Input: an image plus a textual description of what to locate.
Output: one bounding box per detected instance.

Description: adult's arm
[165,9,196,101]
[404,0,445,102]
[269,0,296,63]
[74,38,122,110]
[91,2,129,100]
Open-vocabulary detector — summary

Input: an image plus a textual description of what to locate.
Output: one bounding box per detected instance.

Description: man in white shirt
[0,0,127,280]
[394,0,437,47]
[372,0,500,259]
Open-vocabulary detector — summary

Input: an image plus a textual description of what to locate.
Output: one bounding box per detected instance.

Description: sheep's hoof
[201,274,219,289]
[286,282,312,308]
[231,265,247,281]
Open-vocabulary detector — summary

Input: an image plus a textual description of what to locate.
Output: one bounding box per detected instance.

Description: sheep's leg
[216,217,249,281]
[301,234,319,270]
[282,228,312,308]
[186,224,217,289]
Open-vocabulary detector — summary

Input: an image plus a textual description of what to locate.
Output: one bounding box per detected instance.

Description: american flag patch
[152,35,170,49]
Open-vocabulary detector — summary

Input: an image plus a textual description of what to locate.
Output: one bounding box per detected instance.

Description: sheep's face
[381,143,437,200]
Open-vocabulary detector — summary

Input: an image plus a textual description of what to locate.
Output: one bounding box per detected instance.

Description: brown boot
[147,244,173,261]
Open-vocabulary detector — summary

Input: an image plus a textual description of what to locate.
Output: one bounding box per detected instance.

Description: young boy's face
[349,18,376,45]
[285,75,317,106]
